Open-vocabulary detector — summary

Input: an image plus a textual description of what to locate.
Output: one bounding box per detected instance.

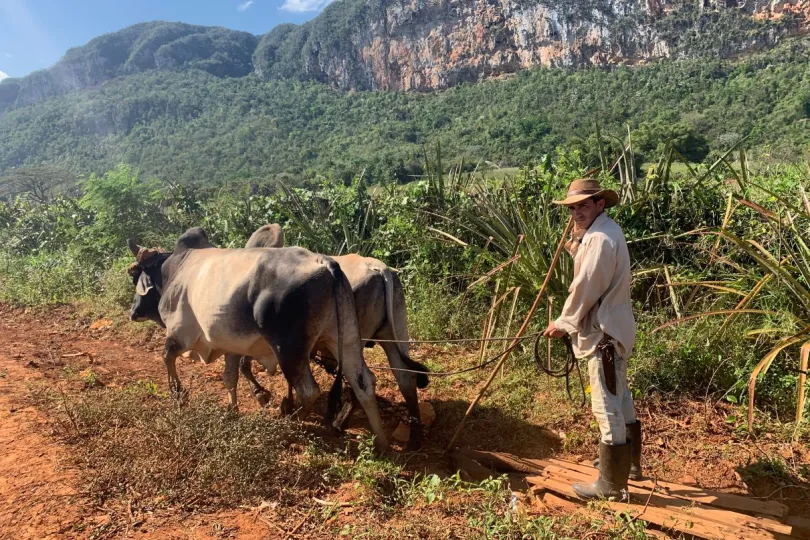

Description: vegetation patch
[37,382,314,510]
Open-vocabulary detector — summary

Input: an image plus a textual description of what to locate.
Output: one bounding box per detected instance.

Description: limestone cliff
[252,0,809,90]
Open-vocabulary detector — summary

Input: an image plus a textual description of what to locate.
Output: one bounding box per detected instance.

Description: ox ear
[274,224,285,248]
[135,273,154,296]
[128,238,142,258]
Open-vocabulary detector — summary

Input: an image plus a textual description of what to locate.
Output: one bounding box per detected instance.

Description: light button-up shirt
[554,212,636,359]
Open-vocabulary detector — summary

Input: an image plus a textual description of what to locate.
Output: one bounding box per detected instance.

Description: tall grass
[654,161,810,433]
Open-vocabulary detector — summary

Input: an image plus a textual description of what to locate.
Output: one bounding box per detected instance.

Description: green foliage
[1,37,810,188]
[1,135,809,422]
[79,164,167,251]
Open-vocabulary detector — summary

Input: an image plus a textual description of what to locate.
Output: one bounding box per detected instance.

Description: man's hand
[543,322,566,339]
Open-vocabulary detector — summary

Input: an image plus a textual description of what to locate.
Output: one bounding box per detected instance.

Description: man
[543,178,641,501]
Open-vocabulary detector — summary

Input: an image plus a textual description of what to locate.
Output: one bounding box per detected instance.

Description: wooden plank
[541,492,580,513]
[540,490,670,539]
[458,449,789,520]
[527,474,777,540]
[547,458,789,518]
[784,516,810,539]
[451,451,499,482]
[543,465,794,537]
[453,448,544,475]
[536,465,793,539]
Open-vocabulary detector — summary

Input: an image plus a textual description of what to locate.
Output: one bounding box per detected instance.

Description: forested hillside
[1,36,808,191]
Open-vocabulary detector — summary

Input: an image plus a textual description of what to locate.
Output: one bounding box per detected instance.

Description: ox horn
[127,238,142,258]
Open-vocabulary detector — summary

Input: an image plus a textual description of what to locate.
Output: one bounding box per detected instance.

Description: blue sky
[0,0,332,80]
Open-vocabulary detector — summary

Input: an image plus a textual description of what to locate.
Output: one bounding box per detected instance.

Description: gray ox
[127,227,389,452]
[243,224,430,449]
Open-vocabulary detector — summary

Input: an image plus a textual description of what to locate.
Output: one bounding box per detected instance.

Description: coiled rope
[533,333,586,406]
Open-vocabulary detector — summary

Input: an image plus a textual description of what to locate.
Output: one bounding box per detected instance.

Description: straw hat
[553,179,619,208]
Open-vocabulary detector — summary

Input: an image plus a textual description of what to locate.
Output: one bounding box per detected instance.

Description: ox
[127,227,389,452]
[244,224,430,449]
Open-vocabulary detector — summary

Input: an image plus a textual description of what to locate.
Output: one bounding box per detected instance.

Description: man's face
[567,197,605,230]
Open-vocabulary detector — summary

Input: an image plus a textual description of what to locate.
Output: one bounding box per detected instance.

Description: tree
[0,166,76,202]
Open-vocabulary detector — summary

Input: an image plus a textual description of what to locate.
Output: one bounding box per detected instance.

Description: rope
[533,333,586,406]
[312,340,523,377]
[314,326,586,405]
[314,333,584,400]
[360,333,543,345]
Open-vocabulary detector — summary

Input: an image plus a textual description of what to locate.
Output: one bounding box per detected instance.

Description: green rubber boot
[574,441,631,501]
[592,420,643,480]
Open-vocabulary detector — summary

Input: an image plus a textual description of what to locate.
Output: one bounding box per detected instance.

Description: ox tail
[379,267,430,389]
[325,260,347,423]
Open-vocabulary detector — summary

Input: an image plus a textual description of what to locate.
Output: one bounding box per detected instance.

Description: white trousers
[588,351,637,445]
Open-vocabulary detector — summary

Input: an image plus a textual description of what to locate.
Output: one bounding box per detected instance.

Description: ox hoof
[373,436,391,455]
[280,396,295,417]
[331,400,355,433]
[172,388,190,406]
[407,429,424,451]
[326,420,343,436]
[255,392,271,408]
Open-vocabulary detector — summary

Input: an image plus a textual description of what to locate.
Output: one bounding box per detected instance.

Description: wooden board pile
[451,448,810,539]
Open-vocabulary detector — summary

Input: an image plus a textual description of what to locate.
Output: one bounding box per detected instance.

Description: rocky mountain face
[253,0,809,91]
[0,0,807,110]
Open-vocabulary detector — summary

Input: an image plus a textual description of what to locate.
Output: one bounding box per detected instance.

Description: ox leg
[280,384,295,416]
[333,388,359,433]
[223,354,240,411]
[291,363,320,419]
[380,341,424,450]
[272,342,320,419]
[239,356,272,407]
[325,342,389,453]
[163,338,186,403]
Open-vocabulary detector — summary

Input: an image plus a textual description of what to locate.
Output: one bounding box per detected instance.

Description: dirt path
[0,354,92,539]
[0,305,457,539]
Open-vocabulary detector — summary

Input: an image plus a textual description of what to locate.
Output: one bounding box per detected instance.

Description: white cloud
[0,70,8,81]
[280,0,335,12]
[2,53,11,59]
[237,0,254,11]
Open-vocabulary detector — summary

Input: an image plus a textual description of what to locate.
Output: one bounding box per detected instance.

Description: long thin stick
[794,341,810,441]
[480,278,500,365]
[662,265,682,320]
[492,235,525,338]
[547,296,554,373]
[446,217,574,452]
[501,286,521,380]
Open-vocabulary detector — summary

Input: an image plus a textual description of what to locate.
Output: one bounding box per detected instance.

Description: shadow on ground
[736,457,810,516]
